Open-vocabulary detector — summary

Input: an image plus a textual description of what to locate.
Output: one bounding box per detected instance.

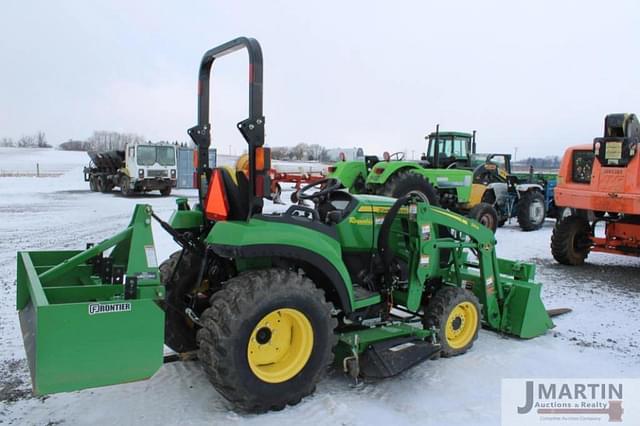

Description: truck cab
[85,142,178,196]
[122,142,177,196]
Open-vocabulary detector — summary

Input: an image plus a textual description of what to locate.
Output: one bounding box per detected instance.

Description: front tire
[423,286,481,357]
[551,215,592,265]
[160,185,172,196]
[467,202,498,233]
[120,176,133,196]
[197,269,336,412]
[383,171,440,205]
[517,191,546,231]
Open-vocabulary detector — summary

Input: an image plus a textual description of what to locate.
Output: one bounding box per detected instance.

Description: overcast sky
[1,0,639,159]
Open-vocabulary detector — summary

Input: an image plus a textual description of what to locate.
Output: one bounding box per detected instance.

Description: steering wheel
[297,177,342,201]
[383,151,405,161]
[446,161,458,169]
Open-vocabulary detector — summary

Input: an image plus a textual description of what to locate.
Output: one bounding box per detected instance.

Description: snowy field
[0,148,638,425]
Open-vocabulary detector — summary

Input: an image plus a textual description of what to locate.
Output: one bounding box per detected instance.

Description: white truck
[84,142,177,196]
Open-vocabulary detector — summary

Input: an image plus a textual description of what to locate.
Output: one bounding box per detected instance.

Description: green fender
[327,160,368,193]
[169,209,203,230]
[365,161,421,186]
[205,218,355,312]
[168,198,204,230]
[408,168,473,203]
[367,161,474,203]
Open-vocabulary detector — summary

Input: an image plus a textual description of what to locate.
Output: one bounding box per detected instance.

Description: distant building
[325,147,364,162]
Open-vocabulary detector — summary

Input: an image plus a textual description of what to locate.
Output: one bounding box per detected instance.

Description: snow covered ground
[0,148,638,425]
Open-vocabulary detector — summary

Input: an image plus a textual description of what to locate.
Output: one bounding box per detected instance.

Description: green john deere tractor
[328,128,501,231]
[16,37,562,413]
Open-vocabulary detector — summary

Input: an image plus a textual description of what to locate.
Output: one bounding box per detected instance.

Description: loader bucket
[457,256,554,339]
[499,280,554,338]
[16,204,165,395]
[494,258,554,339]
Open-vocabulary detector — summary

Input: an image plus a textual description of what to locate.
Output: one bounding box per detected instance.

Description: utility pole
[514,147,518,162]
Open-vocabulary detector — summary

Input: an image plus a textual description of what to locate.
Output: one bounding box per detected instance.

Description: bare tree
[290,143,309,160]
[17,134,36,147]
[36,131,50,148]
[308,144,326,162]
[0,137,15,147]
[87,131,145,151]
[270,146,289,160]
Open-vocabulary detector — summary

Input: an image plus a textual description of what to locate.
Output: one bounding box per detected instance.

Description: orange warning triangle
[205,169,229,221]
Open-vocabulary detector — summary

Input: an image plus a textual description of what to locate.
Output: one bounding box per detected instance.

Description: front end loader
[16,37,560,413]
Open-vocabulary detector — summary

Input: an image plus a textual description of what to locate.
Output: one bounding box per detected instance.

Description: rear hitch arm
[149,209,204,254]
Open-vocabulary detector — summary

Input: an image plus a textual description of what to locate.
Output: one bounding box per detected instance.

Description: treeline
[60,131,145,152]
[271,143,329,161]
[0,131,50,148]
[514,156,561,169]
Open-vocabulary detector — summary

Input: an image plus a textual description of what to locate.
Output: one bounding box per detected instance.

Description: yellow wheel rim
[247,308,314,383]
[445,302,479,349]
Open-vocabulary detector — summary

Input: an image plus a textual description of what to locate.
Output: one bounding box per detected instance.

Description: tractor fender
[366,162,421,185]
[487,182,509,200]
[328,161,367,191]
[210,243,353,313]
[515,183,543,193]
[205,219,355,313]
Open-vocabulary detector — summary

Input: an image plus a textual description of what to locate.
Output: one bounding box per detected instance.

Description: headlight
[138,169,144,178]
[170,169,176,178]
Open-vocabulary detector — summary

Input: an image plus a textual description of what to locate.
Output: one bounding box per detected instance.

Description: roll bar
[187,37,265,218]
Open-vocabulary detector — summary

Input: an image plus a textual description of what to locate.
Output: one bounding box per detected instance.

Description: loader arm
[388,197,553,338]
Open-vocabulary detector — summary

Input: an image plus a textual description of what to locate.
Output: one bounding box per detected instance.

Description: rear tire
[467,203,498,233]
[89,177,97,192]
[383,171,440,205]
[159,250,201,352]
[160,186,172,196]
[551,215,592,265]
[120,176,132,196]
[197,269,336,413]
[423,286,481,357]
[98,175,113,193]
[95,175,106,192]
[517,191,546,231]
[556,206,574,221]
[271,183,282,203]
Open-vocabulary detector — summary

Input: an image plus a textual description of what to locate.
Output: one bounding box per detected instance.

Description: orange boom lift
[552,113,640,264]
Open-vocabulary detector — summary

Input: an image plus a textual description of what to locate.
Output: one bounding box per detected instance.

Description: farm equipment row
[327,127,558,232]
[16,37,564,414]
